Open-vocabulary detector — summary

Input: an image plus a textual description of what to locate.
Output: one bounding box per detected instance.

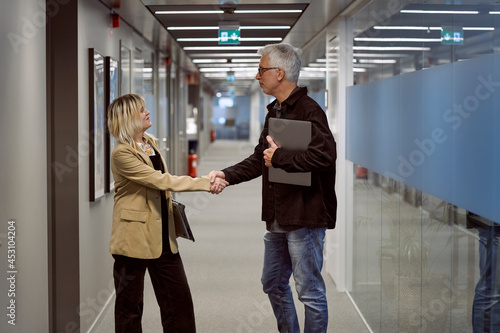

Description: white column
[325,17,354,293]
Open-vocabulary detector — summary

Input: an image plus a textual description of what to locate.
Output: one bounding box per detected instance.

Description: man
[467,212,500,332]
[210,43,337,333]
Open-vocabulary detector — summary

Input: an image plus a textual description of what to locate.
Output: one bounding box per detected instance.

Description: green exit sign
[219,29,240,45]
[441,29,463,45]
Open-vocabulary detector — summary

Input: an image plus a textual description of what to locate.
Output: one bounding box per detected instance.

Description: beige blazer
[109,139,210,259]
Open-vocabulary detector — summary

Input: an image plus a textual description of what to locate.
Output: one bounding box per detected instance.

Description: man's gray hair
[258,43,302,83]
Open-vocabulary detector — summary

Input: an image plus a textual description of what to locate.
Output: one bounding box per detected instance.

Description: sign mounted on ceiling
[219,21,240,45]
[441,25,464,45]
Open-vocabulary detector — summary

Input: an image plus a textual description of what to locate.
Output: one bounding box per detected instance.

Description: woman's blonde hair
[108,94,148,147]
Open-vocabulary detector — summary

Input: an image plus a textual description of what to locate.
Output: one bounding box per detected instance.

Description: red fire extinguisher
[188,151,198,177]
[210,129,216,142]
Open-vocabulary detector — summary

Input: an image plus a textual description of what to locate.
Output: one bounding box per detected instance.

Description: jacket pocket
[120,209,147,223]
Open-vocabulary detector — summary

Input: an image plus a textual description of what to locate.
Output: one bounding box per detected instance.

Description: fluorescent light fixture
[157,9,301,15]
[373,25,493,31]
[316,59,338,63]
[199,67,257,72]
[354,68,367,72]
[203,72,257,79]
[300,71,326,78]
[353,53,407,57]
[196,63,258,68]
[358,59,397,64]
[490,11,500,14]
[373,26,441,30]
[189,53,260,57]
[178,38,220,42]
[241,26,290,30]
[177,37,282,42]
[308,63,333,67]
[192,59,228,63]
[400,9,479,14]
[167,26,218,30]
[184,46,261,51]
[156,10,223,14]
[355,37,441,42]
[199,68,231,72]
[234,10,302,14]
[463,27,495,31]
[231,58,260,63]
[167,26,290,30]
[353,46,431,51]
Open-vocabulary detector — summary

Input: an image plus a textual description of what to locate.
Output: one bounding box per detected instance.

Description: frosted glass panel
[347,53,500,222]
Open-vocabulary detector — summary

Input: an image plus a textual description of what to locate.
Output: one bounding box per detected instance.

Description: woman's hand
[209,170,228,194]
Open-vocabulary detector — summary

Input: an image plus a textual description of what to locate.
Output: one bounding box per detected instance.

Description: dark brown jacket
[223,87,337,229]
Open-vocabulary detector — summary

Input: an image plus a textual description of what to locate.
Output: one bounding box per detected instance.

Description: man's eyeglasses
[257,67,280,76]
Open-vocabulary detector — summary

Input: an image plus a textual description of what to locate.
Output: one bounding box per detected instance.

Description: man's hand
[208,170,228,194]
[264,136,278,167]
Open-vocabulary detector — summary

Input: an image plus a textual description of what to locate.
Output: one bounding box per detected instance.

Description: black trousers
[112,251,196,333]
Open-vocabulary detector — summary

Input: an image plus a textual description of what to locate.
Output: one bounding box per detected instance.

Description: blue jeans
[261,227,328,333]
[473,226,500,333]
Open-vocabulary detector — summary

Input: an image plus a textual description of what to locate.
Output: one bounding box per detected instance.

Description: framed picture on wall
[105,56,118,193]
[119,42,131,95]
[89,48,106,201]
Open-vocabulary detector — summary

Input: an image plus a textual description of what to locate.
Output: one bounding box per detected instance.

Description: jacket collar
[117,140,160,168]
[267,86,308,117]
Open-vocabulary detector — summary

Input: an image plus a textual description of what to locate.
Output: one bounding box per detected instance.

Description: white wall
[77,1,137,331]
[0,0,48,331]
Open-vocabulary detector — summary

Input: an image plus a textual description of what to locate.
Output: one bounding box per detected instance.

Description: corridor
[94,140,369,333]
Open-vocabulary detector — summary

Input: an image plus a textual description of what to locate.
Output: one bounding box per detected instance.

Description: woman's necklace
[138,138,155,156]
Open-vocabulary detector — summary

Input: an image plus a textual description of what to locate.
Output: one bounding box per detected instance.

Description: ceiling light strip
[192,59,228,63]
[190,53,260,57]
[234,10,302,14]
[156,10,301,15]
[177,37,282,42]
[373,25,494,31]
[184,46,261,51]
[167,26,290,30]
[374,26,441,30]
[355,37,442,42]
[167,26,219,30]
[353,46,431,51]
[400,9,479,14]
[155,10,223,14]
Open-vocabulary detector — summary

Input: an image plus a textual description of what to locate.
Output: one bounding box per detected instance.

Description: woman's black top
[148,149,171,254]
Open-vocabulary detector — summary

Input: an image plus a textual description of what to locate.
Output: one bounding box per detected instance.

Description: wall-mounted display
[105,56,118,193]
[89,48,106,201]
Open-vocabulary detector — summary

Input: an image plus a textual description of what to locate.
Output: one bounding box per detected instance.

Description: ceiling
[146,3,308,96]
[101,0,354,96]
[100,0,500,96]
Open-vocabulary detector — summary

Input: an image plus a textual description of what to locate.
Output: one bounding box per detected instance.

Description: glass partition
[349,1,500,332]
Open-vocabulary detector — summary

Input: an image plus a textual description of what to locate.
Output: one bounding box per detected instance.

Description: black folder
[172,199,195,242]
[268,118,311,186]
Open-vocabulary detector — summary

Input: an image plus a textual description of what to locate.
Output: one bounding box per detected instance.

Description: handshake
[208,170,227,195]
[206,136,279,195]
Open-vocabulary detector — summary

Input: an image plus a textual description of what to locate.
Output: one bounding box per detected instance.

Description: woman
[107,93,226,332]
